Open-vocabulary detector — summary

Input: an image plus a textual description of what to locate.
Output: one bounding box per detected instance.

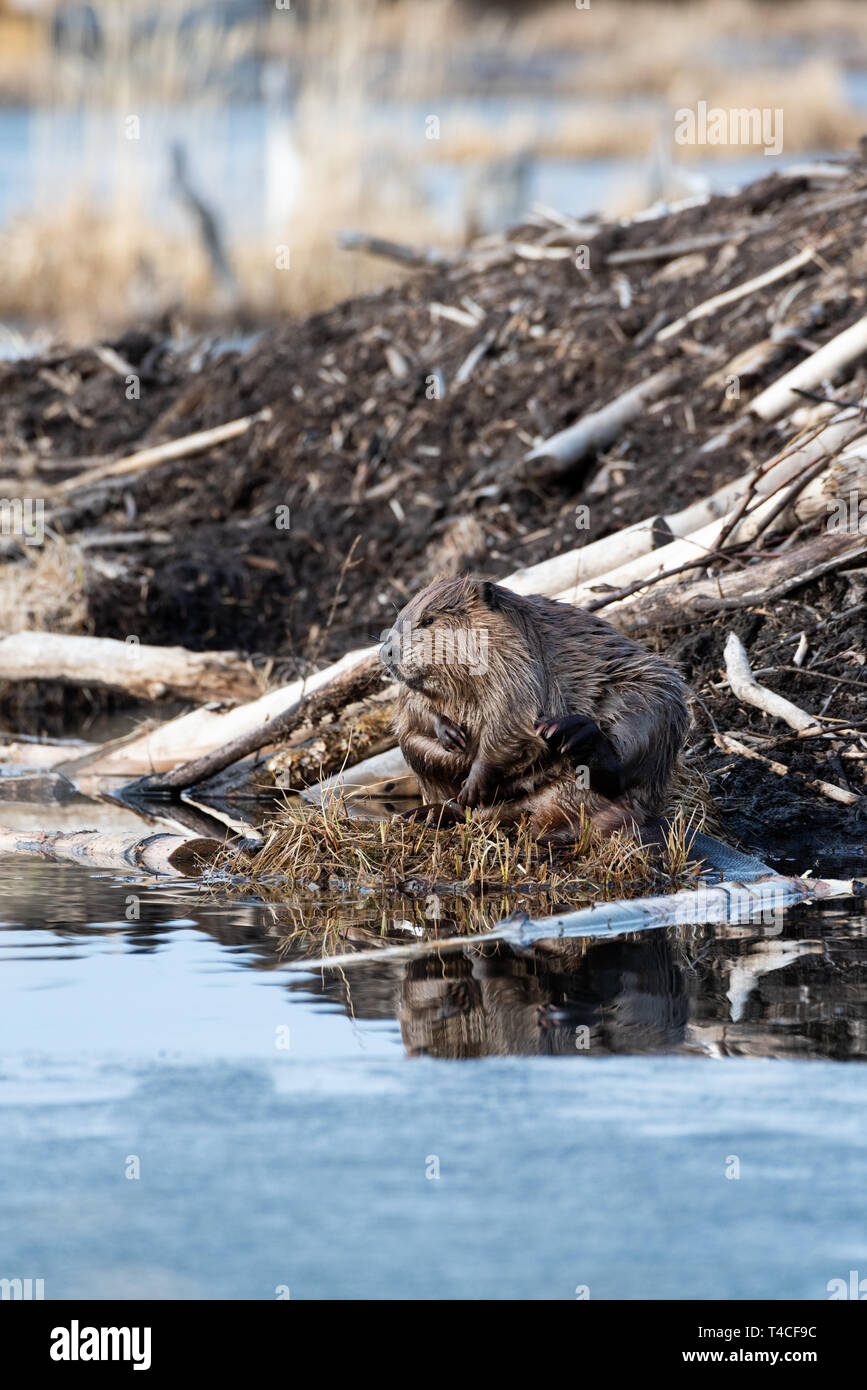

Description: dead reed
[215,794,706,904]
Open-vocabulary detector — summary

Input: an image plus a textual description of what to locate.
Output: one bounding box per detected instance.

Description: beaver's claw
[396,800,464,825]
[535,713,602,755]
[457,760,498,809]
[434,713,467,753]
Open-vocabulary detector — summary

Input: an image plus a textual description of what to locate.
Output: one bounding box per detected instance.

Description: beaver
[378,575,690,843]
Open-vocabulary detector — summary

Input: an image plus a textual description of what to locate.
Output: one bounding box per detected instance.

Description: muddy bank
[1,160,865,866]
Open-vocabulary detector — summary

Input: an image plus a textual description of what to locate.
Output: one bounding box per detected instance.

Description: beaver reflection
[399,935,688,1059]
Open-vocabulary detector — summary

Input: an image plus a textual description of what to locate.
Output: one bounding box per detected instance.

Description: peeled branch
[506,413,863,599]
[523,366,678,477]
[723,632,818,732]
[750,314,867,421]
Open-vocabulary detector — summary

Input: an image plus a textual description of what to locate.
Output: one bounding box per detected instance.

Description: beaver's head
[379,575,499,698]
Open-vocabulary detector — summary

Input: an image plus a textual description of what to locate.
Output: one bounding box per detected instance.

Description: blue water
[5,1053,867,1300]
[2,851,866,1299]
[3,85,865,240]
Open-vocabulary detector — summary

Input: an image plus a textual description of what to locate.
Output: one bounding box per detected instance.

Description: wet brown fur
[379,575,690,844]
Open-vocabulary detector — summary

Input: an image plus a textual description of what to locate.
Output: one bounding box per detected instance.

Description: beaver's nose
[379,633,398,675]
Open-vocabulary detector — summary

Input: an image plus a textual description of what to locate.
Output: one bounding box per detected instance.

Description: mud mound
[2,159,865,862]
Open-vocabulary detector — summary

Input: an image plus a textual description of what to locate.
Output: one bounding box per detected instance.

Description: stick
[714,733,858,806]
[338,229,455,269]
[523,366,679,476]
[750,314,867,421]
[604,231,760,267]
[55,409,272,494]
[655,246,818,342]
[723,632,818,731]
[0,632,262,704]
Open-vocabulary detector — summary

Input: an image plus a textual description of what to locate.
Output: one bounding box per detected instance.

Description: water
[2,842,866,1299]
[4,82,867,239]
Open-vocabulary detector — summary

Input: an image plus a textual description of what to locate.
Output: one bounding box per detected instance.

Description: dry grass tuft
[215,793,706,906]
[0,539,89,635]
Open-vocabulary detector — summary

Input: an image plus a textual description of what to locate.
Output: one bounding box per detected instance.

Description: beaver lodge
[1,154,866,929]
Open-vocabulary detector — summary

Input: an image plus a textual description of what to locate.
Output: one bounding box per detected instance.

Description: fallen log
[64,645,373,777]
[306,746,419,802]
[0,826,223,876]
[506,413,862,598]
[552,442,867,612]
[1,735,97,770]
[599,531,867,632]
[0,631,263,703]
[127,651,388,795]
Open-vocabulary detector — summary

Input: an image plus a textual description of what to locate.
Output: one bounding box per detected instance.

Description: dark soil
[2,161,866,868]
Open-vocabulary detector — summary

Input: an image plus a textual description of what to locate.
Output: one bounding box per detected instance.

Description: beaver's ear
[477,579,498,610]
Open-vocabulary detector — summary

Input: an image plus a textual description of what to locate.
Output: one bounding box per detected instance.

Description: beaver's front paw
[535,714,625,798]
[434,713,467,753]
[536,713,601,755]
[457,759,498,809]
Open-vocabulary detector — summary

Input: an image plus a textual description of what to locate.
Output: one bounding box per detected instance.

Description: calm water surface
[2,844,867,1300]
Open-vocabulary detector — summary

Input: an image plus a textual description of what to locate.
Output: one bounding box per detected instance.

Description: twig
[655,246,819,342]
[338,229,456,269]
[584,545,746,612]
[746,452,832,548]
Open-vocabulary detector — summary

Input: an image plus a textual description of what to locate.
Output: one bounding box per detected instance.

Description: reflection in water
[304,914,866,1061]
[396,936,689,1058]
[2,855,865,1063]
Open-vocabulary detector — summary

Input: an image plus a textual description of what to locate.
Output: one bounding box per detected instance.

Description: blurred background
[1,0,866,346]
